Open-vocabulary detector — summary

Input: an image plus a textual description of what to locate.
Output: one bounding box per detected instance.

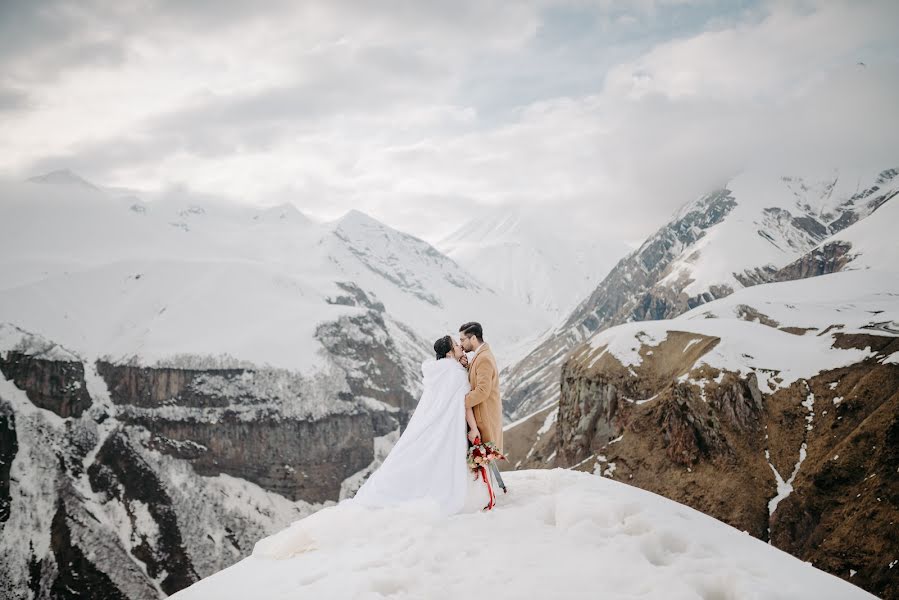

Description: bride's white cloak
[253,358,490,559]
[350,357,481,515]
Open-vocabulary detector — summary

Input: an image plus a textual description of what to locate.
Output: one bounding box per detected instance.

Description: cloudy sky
[1,0,897,244]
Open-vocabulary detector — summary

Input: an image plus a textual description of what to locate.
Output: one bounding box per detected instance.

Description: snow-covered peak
[0,181,548,372]
[662,167,899,297]
[327,208,481,305]
[171,469,873,600]
[26,168,99,190]
[256,202,309,224]
[440,209,524,241]
[334,208,383,229]
[438,207,629,321]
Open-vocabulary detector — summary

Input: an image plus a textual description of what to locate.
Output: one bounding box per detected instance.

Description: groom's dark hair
[459,322,483,342]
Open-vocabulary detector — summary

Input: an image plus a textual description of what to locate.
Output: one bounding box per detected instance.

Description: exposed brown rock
[0,351,92,417]
[94,358,394,502]
[96,361,237,408]
[499,403,558,471]
[507,331,899,599]
[129,411,374,503]
[774,241,855,281]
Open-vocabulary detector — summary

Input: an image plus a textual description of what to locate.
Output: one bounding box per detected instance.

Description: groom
[459,321,507,494]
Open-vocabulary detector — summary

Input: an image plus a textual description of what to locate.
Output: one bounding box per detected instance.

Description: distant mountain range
[437,209,629,321]
[501,167,899,421]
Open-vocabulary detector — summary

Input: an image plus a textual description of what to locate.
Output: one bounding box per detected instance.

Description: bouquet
[467,436,507,510]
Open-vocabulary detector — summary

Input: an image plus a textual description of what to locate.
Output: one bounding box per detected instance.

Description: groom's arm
[464,360,495,409]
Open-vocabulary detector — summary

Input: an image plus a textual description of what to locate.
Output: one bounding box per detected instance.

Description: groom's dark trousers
[489,461,507,493]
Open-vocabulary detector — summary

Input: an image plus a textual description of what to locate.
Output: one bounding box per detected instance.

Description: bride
[348,334,489,515]
[251,336,490,560]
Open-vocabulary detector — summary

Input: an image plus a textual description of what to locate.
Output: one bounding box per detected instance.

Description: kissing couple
[350,321,507,514]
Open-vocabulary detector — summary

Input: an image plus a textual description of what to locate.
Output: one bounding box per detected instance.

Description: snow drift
[170,469,875,600]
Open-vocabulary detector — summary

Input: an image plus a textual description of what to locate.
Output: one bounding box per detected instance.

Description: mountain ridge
[502,167,899,421]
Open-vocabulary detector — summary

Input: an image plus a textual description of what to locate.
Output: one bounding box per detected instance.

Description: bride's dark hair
[433,335,453,360]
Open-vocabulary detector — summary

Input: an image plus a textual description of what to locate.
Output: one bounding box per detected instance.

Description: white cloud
[1,0,897,245]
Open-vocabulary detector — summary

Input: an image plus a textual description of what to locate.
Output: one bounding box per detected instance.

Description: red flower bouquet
[467,436,507,510]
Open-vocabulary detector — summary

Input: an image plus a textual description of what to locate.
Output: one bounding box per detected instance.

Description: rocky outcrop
[0,318,419,599]
[320,281,421,421]
[502,189,738,419]
[0,407,15,524]
[43,500,130,600]
[773,241,854,281]
[88,432,199,594]
[512,330,899,599]
[95,361,243,409]
[95,327,405,503]
[317,297,418,415]
[0,351,92,418]
[132,411,374,503]
[94,360,393,503]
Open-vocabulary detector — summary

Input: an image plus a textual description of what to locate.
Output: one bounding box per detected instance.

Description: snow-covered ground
[169,468,874,600]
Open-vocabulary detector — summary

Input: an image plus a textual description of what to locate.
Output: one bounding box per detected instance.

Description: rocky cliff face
[505,267,899,599]
[0,352,92,418]
[92,359,393,504]
[0,313,418,599]
[772,241,855,281]
[549,333,898,599]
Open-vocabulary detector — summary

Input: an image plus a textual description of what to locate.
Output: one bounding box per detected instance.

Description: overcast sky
[1,0,897,245]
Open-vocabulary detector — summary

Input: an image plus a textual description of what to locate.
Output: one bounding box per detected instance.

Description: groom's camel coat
[464,342,503,452]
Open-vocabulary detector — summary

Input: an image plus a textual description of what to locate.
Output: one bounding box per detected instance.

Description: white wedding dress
[349,356,488,515]
[252,357,489,560]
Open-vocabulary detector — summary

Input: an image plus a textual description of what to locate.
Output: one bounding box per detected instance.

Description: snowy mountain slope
[437,208,630,321]
[501,167,899,420]
[0,175,548,372]
[659,168,897,294]
[26,168,100,190]
[169,468,875,600]
[323,209,551,365]
[580,269,898,393]
[773,186,899,279]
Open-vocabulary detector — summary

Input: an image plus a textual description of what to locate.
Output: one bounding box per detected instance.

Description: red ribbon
[480,465,496,510]
[471,436,496,510]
